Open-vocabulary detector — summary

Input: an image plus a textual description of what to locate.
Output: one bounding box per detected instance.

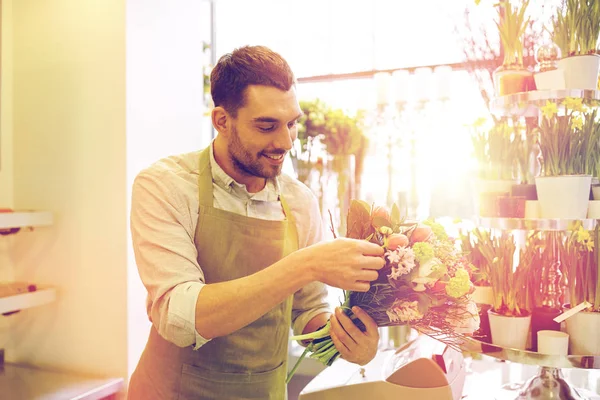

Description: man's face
[227,85,302,180]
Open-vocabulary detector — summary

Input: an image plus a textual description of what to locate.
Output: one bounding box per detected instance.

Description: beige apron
[128,147,298,400]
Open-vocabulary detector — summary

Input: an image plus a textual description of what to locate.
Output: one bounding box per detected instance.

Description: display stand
[463,88,600,399]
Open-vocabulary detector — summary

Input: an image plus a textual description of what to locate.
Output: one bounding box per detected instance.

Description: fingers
[335,307,363,340]
[330,312,357,352]
[358,240,385,256]
[351,306,379,338]
[362,255,385,270]
[358,269,378,282]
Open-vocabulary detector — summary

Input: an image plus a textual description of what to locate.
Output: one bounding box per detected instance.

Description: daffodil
[541,101,558,120]
[576,226,594,252]
[563,97,585,113]
[572,115,584,130]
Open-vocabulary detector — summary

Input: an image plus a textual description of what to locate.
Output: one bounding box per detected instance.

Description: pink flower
[386,247,416,280]
[386,300,424,323]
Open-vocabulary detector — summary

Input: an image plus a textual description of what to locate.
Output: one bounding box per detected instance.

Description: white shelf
[0,288,57,315]
[0,363,124,400]
[0,211,53,230]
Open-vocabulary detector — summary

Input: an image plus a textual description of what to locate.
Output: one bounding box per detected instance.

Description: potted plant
[517,232,563,352]
[471,118,520,217]
[554,0,600,90]
[478,231,531,350]
[562,224,600,355]
[293,99,328,185]
[320,106,368,235]
[493,0,533,96]
[534,98,599,218]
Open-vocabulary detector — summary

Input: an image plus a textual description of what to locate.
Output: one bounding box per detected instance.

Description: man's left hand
[330,306,379,366]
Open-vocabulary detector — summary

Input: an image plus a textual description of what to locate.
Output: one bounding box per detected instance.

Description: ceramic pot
[558,54,600,90]
[488,309,531,350]
[564,307,600,355]
[535,175,592,219]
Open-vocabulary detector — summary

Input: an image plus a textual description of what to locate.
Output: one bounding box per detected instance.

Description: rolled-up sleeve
[291,188,332,335]
[131,169,210,349]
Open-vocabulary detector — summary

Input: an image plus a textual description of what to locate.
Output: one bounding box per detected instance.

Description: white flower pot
[535,175,592,219]
[558,54,600,90]
[488,310,531,350]
[592,185,600,201]
[471,286,494,305]
[534,69,566,91]
[565,310,600,355]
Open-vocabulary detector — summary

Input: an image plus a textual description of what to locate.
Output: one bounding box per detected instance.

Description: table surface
[300,349,600,400]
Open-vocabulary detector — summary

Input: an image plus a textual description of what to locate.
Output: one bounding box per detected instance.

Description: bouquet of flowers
[286,200,480,382]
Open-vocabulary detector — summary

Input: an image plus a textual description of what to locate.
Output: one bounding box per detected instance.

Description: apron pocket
[178,361,286,400]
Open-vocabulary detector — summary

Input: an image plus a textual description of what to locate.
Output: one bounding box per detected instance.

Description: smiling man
[127,45,384,400]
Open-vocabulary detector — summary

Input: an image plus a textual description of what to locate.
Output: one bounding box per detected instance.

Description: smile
[263,154,284,160]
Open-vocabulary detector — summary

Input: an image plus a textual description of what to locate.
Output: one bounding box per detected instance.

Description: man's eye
[288,120,298,129]
[258,125,275,132]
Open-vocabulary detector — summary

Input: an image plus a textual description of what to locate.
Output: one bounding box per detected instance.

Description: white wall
[0,0,15,347]
[9,0,129,379]
[0,0,209,392]
[125,0,210,378]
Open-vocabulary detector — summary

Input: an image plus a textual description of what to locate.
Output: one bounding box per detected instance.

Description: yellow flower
[474,0,481,4]
[541,101,558,120]
[576,226,594,252]
[473,117,487,128]
[563,97,584,113]
[445,268,471,298]
[572,115,584,130]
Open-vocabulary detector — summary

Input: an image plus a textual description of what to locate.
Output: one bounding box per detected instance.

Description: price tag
[553,301,592,323]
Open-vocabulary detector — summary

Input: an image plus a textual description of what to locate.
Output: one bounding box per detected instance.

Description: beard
[228,124,283,179]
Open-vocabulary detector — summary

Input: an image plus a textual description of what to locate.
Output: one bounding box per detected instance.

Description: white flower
[411,258,442,291]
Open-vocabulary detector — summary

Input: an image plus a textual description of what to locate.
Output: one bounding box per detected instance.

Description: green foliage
[471,120,518,180]
[553,0,600,56]
[468,229,527,316]
[496,0,530,67]
[537,105,600,177]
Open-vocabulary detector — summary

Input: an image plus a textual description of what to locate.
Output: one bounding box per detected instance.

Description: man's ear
[212,106,230,136]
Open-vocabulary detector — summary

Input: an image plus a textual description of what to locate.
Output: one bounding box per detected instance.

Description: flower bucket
[565,309,600,355]
[493,67,533,96]
[534,69,566,91]
[558,54,600,90]
[488,309,531,350]
[473,179,518,217]
[535,175,592,219]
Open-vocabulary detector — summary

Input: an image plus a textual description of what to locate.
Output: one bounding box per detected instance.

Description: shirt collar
[209,141,281,202]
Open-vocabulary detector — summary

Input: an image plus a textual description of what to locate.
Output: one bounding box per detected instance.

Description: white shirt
[130,143,331,348]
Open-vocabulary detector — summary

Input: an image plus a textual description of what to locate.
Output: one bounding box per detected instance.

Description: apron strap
[197,146,215,208]
[280,194,299,252]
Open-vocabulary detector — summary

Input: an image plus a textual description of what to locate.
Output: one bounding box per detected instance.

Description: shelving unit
[0,211,124,398]
[0,287,57,315]
[0,362,124,400]
[490,89,600,117]
[476,217,597,231]
[0,211,53,230]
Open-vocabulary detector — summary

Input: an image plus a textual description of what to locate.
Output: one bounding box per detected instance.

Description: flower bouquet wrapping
[286,200,480,383]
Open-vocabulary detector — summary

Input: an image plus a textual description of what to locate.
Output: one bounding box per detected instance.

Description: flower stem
[285,345,311,384]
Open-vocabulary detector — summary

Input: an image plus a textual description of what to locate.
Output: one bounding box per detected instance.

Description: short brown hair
[210,45,296,117]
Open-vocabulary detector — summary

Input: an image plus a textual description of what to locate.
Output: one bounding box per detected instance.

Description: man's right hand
[296,238,385,292]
